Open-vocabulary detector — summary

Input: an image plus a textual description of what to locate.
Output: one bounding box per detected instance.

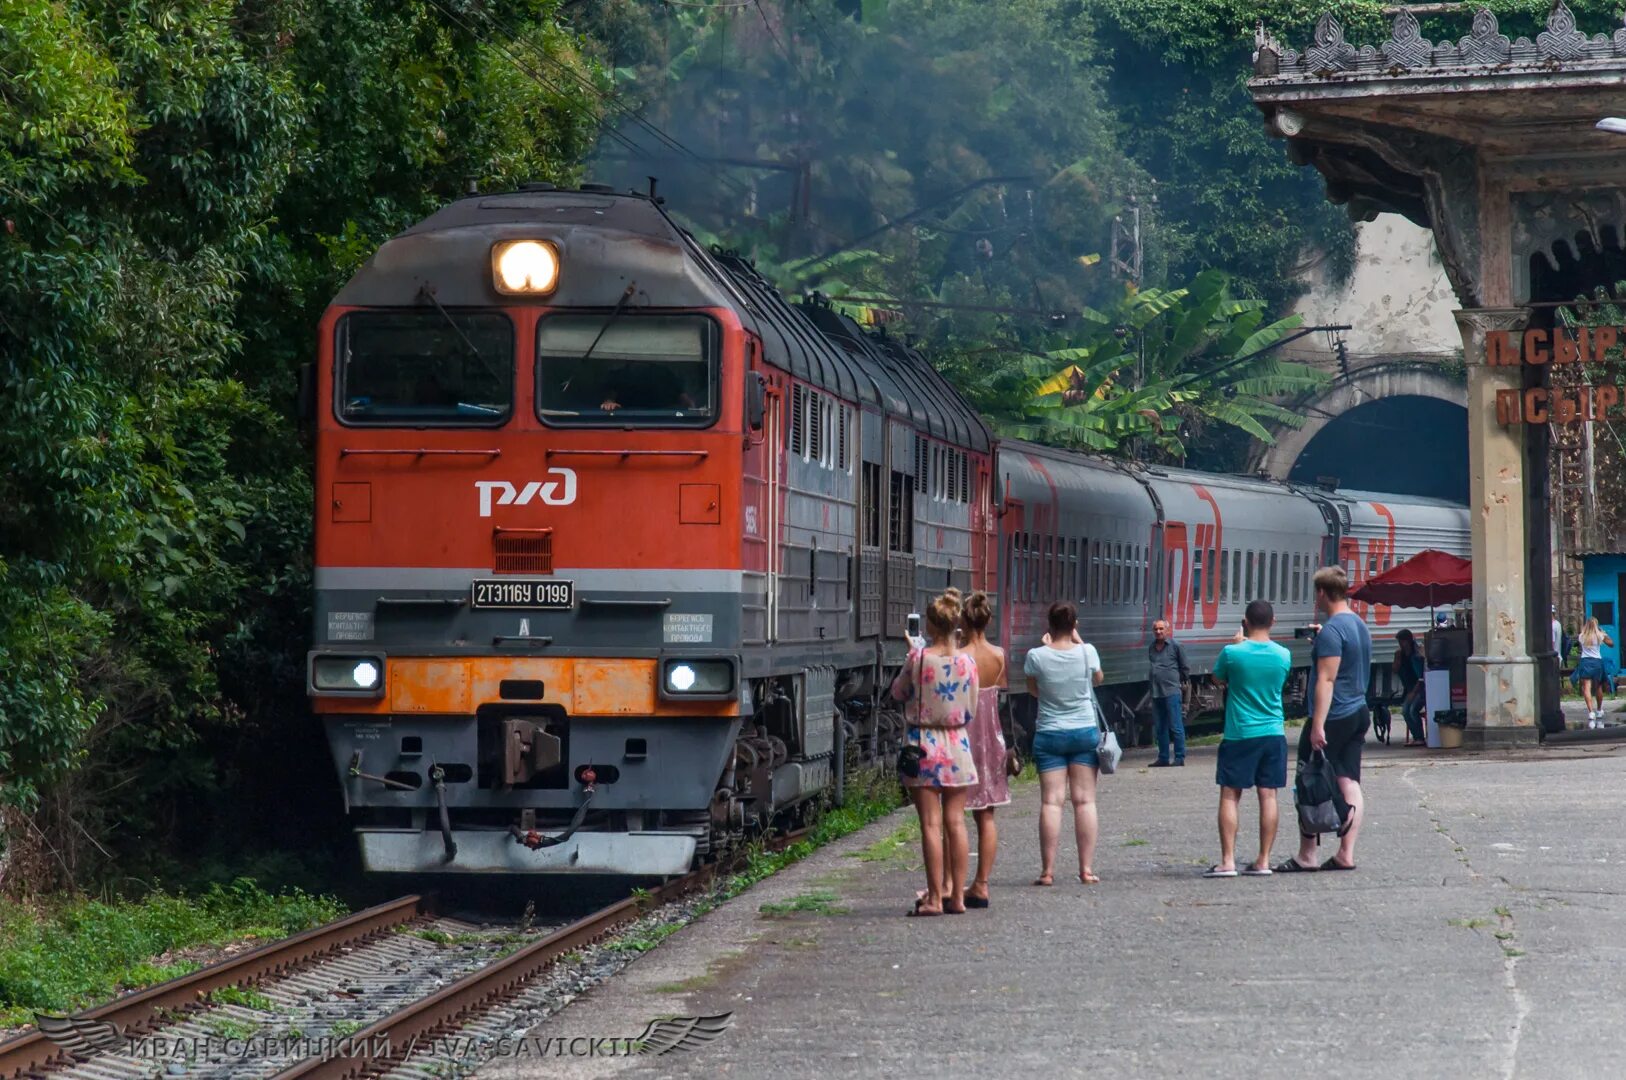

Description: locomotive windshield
[335,311,512,425]
[535,314,717,427]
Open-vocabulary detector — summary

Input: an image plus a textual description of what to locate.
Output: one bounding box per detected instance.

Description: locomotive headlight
[661,658,735,698]
[310,653,387,697]
[492,240,560,295]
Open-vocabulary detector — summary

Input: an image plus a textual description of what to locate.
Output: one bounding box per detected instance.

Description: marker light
[660,659,735,697]
[311,653,386,696]
[492,240,560,295]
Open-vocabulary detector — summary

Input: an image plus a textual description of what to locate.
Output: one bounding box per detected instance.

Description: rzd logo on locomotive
[475,469,578,517]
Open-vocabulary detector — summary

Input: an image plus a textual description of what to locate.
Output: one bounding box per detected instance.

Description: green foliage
[207,984,273,1011]
[0,0,603,882]
[758,889,848,917]
[585,0,1146,315]
[0,878,343,1021]
[941,270,1325,458]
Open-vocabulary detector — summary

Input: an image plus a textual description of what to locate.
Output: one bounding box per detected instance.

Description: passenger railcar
[307,184,1468,877]
[996,444,1470,738]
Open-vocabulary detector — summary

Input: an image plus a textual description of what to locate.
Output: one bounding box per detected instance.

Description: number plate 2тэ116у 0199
[471,579,575,610]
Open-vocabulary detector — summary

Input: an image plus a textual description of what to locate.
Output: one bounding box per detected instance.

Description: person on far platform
[1148,619,1189,768]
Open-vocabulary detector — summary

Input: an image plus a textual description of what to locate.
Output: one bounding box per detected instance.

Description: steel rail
[0,894,425,1080]
[270,829,812,1080]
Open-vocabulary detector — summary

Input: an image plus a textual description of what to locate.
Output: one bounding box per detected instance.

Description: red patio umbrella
[1350,548,1472,609]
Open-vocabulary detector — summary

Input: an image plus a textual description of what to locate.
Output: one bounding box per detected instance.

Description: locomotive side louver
[493,528,553,574]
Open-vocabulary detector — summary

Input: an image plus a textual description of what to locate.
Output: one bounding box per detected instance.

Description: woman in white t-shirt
[1022,602,1105,886]
[1578,617,1614,727]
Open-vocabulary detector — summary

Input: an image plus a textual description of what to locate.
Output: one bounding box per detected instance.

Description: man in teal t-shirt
[1203,599,1292,878]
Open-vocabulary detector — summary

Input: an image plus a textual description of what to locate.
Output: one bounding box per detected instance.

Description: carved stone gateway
[1251,4,1626,745]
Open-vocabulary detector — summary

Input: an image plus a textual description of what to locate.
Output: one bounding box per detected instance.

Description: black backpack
[1295,749,1351,837]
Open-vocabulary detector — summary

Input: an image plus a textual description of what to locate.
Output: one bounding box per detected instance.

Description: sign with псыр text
[1485,327,1624,425]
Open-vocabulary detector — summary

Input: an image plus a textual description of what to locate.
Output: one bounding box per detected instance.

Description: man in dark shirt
[1280,565,1372,873]
[1148,619,1190,767]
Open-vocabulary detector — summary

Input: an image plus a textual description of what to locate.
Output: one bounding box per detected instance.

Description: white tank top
[1582,638,1603,660]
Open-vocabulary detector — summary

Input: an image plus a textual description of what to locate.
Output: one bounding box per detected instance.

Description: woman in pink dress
[959,591,1009,908]
[889,590,979,916]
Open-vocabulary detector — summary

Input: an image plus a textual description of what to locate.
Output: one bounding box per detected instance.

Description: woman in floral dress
[889,590,979,916]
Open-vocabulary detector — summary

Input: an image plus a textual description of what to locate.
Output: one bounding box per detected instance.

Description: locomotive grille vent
[493,528,553,574]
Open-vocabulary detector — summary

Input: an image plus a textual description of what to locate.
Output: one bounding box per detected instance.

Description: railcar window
[1217,549,1227,607]
[1279,553,1289,601]
[1113,543,1123,604]
[1090,541,1101,604]
[861,463,882,548]
[1068,539,1079,600]
[336,310,513,425]
[888,471,913,552]
[1231,550,1242,603]
[536,315,716,427]
[1291,553,1301,604]
[1267,553,1278,600]
[1244,551,1254,600]
[1191,547,1202,612]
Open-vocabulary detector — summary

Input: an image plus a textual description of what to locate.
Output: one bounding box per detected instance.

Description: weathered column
[1455,308,1537,746]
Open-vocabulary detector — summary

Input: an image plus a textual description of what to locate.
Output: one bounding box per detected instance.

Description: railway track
[0,828,810,1080]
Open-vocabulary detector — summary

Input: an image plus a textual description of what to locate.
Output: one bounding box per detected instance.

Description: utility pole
[1110,198,1143,292]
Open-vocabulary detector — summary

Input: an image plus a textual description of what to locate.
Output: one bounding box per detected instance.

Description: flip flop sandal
[1241,865,1274,876]
[1080,872,1100,884]
[1274,858,1318,873]
[964,895,990,909]
[1203,865,1239,878]
[907,898,944,916]
[1032,875,1054,886]
[1320,857,1357,871]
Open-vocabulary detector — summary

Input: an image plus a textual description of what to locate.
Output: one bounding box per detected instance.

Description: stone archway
[1252,362,1467,481]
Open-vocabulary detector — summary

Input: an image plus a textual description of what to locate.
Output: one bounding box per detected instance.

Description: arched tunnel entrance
[1289,395,1468,502]
[1252,362,1469,502]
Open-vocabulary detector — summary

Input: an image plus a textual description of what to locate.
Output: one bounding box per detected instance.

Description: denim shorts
[1032,725,1100,772]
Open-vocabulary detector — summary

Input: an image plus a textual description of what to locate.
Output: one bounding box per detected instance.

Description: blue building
[1578,553,1626,674]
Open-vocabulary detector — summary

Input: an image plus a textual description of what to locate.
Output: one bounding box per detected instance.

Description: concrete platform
[480,735,1626,1079]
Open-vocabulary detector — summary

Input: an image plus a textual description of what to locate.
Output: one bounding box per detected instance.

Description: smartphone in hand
[905,612,925,649]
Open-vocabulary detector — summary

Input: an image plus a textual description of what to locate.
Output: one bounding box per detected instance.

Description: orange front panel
[390,659,472,713]
[466,658,575,704]
[575,659,657,714]
[313,658,737,717]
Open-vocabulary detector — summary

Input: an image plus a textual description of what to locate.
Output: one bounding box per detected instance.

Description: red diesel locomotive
[309,183,1468,876]
[310,183,993,875]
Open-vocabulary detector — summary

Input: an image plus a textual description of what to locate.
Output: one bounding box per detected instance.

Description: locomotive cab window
[336,310,513,426]
[536,315,717,427]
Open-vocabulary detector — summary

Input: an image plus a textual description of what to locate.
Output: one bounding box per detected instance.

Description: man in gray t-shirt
[1280,565,1372,875]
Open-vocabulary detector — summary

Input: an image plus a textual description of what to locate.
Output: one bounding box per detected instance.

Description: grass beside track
[0,878,344,1027]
